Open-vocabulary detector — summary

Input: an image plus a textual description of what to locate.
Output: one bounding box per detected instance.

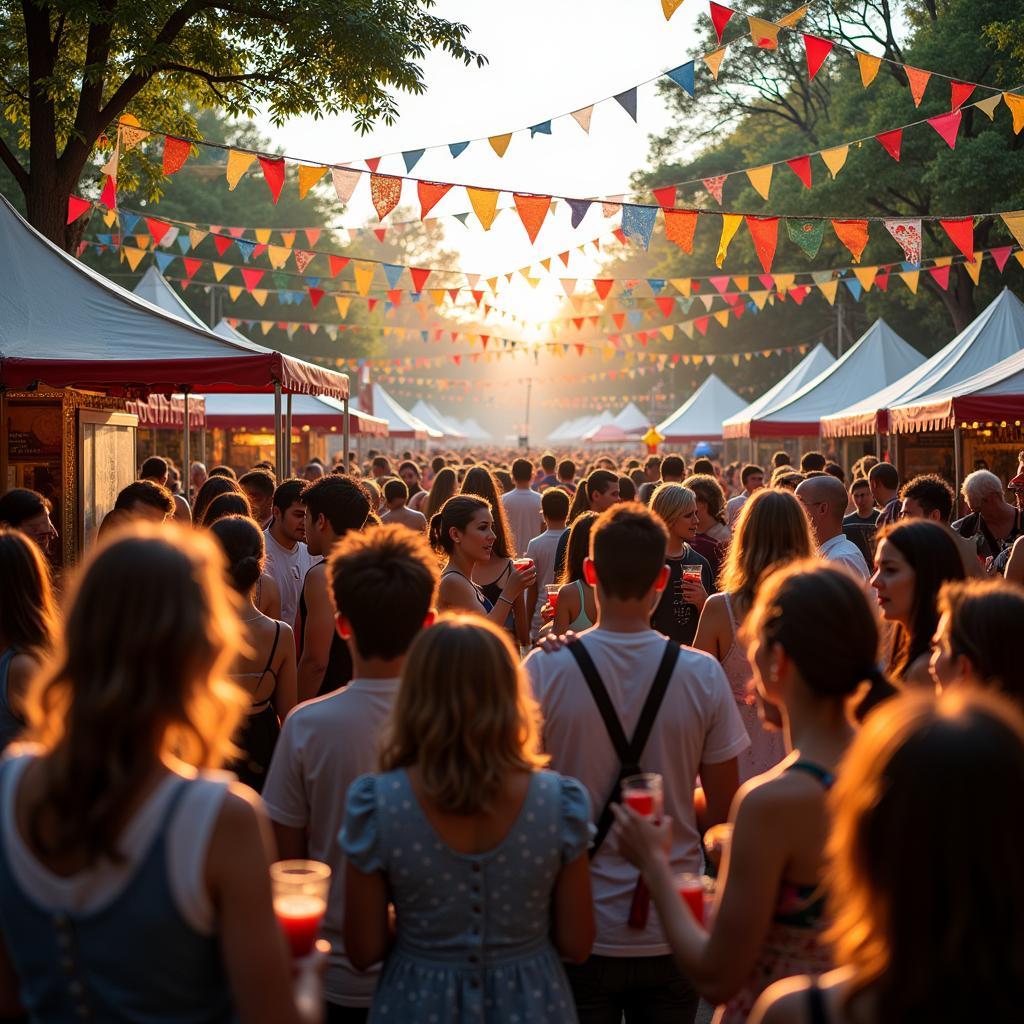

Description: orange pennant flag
[748,16,779,48]
[746,164,773,200]
[664,209,699,253]
[856,52,881,88]
[513,193,552,244]
[370,174,402,220]
[297,163,327,199]
[832,219,870,263]
[489,133,513,158]
[1005,93,1024,134]
[904,66,931,106]
[703,47,727,80]
[745,216,779,273]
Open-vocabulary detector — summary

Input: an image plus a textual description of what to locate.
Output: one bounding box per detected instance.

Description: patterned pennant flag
[162,136,191,175]
[703,175,727,204]
[621,205,658,249]
[664,210,699,252]
[884,218,922,264]
[786,219,825,259]
[370,174,402,220]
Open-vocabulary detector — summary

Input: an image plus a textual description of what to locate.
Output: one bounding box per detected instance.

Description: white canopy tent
[351,384,442,444]
[612,402,650,435]
[458,417,493,441]
[656,374,747,444]
[411,400,466,440]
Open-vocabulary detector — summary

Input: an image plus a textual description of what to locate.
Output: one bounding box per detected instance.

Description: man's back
[526,627,748,956]
[502,487,544,555]
[525,527,567,638]
[381,505,427,532]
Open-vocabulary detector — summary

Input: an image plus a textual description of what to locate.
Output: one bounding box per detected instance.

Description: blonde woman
[342,615,595,1023]
[650,483,715,646]
[694,489,814,780]
[0,525,324,1023]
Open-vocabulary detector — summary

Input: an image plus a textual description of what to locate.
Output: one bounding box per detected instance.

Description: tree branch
[0,134,29,189]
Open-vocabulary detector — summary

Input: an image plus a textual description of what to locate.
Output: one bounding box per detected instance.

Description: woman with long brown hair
[342,615,595,1022]
[551,511,598,635]
[0,525,323,1023]
[423,466,458,522]
[694,489,815,780]
[749,689,1024,1024]
[0,528,59,752]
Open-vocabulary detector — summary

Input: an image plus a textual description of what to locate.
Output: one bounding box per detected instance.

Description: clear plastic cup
[271,860,331,957]
[621,772,663,820]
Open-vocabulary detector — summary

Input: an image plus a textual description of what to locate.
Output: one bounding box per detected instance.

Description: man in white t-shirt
[501,457,544,556]
[796,475,870,580]
[263,524,438,1024]
[262,478,315,633]
[525,487,570,640]
[526,504,748,1023]
[725,463,764,527]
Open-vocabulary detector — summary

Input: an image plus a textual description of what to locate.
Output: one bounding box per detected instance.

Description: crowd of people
[0,442,1023,1023]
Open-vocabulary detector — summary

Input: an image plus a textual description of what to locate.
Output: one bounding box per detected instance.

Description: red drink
[624,791,654,817]
[513,557,534,572]
[677,875,705,924]
[548,593,558,613]
[275,894,326,957]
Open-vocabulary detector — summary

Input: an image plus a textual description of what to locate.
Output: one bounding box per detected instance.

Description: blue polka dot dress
[341,769,592,1023]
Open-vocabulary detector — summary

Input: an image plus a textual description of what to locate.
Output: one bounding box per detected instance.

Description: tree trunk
[25,172,81,251]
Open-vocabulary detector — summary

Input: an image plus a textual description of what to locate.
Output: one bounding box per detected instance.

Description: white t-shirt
[726,491,750,528]
[526,628,749,957]
[262,678,400,1008]
[525,527,568,639]
[820,533,871,580]
[502,487,544,557]
[263,529,314,632]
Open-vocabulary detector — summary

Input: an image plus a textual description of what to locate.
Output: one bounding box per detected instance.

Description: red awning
[125,393,206,429]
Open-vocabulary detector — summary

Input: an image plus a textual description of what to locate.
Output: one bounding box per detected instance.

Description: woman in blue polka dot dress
[341,614,595,1022]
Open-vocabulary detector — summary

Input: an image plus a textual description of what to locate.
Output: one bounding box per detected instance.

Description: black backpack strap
[568,639,681,857]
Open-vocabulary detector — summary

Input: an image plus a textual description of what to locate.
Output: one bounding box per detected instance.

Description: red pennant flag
[213,235,233,256]
[875,268,890,291]
[328,256,350,277]
[656,297,676,316]
[417,180,453,219]
[258,156,286,203]
[876,128,903,161]
[991,246,1013,273]
[695,316,709,336]
[99,175,117,209]
[67,195,91,224]
[929,264,951,289]
[162,136,191,175]
[386,289,402,305]
[709,2,733,42]
[308,287,325,308]
[653,185,677,209]
[785,155,812,189]
[241,268,264,291]
[253,244,267,259]
[372,228,387,242]
[939,217,974,261]
[513,193,552,243]
[789,285,809,305]
[928,109,962,149]
[145,218,172,245]
[803,34,833,80]
[182,258,202,279]
[950,81,975,109]
[410,268,431,292]
[709,275,730,294]
[447,289,460,303]
[612,312,626,329]
[365,157,381,172]
[367,298,378,312]
[745,215,779,273]
[593,279,614,299]
[558,251,570,267]
[613,228,628,245]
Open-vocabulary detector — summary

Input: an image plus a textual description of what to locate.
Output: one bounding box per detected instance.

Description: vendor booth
[127,393,207,466]
[656,374,746,452]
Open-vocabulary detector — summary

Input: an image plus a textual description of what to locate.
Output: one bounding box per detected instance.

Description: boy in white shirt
[525,487,570,641]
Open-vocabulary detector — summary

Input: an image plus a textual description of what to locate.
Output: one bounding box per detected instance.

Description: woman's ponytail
[854,665,899,723]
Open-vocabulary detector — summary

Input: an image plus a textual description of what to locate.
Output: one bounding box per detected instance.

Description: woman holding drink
[0,524,323,1023]
[612,562,892,1022]
[552,512,599,635]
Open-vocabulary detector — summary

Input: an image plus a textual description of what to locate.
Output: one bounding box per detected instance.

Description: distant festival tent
[583,423,631,443]
[457,417,493,441]
[656,374,746,443]
[722,342,836,439]
[411,400,467,439]
[612,402,650,435]
[823,289,1024,438]
[351,384,442,441]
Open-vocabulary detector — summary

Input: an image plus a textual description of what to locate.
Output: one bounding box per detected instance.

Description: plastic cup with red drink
[271,860,331,958]
[545,584,560,613]
[512,557,535,573]
[676,872,706,924]
[621,773,663,820]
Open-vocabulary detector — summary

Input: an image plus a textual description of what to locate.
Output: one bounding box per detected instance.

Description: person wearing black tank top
[612,563,890,1022]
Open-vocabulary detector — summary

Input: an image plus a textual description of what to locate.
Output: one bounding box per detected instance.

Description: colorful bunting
[370,174,402,220]
[488,133,512,157]
[976,93,1002,120]
[297,163,327,199]
[939,217,974,261]
[884,218,922,265]
[513,193,552,243]
[748,16,779,48]
[653,186,677,209]
[929,264,951,289]
[1002,212,1024,248]
[330,166,360,205]
[820,145,848,179]
[621,205,658,249]
[667,62,695,97]
[803,34,833,80]
[745,216,778,273]
[1006,93,1024,134]
[710,2,733,43]
[746,164,773,200]
[529,121,552,137]
[571,106,594,133]
[832,219,869,263]
[786,219,825,259]
[256,156,285,203]
[905,66,931,107]
[99,175,116,209]
[67,195,91,224]
[664,209,699,252]
[703,47,727,80]
[703,176,727,204]
[928,109,962,148]
[417,180,453,219]
[951,82,975,109]
[402,149,425,173]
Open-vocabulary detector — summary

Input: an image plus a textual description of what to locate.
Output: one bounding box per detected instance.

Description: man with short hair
[304,462,326,483]
[380,478,427,532]
[502,458,544,555]
[725,464,764,527]
[370,455,392,482]
[868,461,901,529]
[557,458,577,493]
[189,460,207,499]
[264,478,315,633]
[114,480,175,523]
[660,455,685,483]
[525,487,570,641]
[901,474,983,577]
[796,475,870,579]
[239,469,276,529]
[556,469,620,571]
[527,505,748,1023]
[537,452,559,490]
[297,475,371,701]
[799,450,827,473]
[771,451,791,469]
[842,477,879,566]
[953,468,1023,564]
[140,456,191,523]
[264,525,438,1024]
[636,456,663,505]
[208,465,237,480]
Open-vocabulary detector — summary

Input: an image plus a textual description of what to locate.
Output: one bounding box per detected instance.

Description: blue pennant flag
[627,310,643,327]
[305,276,320,289]
[96,233,112,246]
[529,121,552,138]
[420,331,429,343]
[449,141,470,158]
[402,149,425,172]
[621,204,657,249]
[666,62,696,98]
[235,238,255,262]
[120,212,139,235]
[844,278,863,301]
[176,235,192,254]
[410,292,422,303]
[382,263,405,288]
[647,278,666,294]
[154,251,175,273]
[567,199,592,229]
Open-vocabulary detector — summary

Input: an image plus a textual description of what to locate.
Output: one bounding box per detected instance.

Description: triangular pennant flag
[876,128,903,161]
[409,268,431,293]
[293,249,315,273]
[844,278,863,301]
[370,174,402,220]
[488,133,513,158]
[1005,93,1024,134]
[832,219,870,263]
[803,34,833,80]
[929,264,951,289]
[593,279,614,300]
[664,209,699,253]
[335,296,352,319]
[122,246,146,271]
[653,185,677,209]
[353,262,376,295]
[716,213,743,267]
[144,218,172,245]
[950,82,975,109]
[304,228,320,247]
[67,195,91,224]
[241,268,264,291]
[748,16,779,48]
[571,106,594,133]
[666,61,695,97]
[307,287,325,308]
[746,164,773,200]
[328,254,350,277]
[331,166,361,204]
[467,187,500,230]
[162,136,191,175]
[710,2,733,42]
[820,145,849,179]
[181,257,201,280]
[621,205,658,249]
[402,149,425,173]
[364,157,380,172]
[899,270,920,293]
[513,193,552,243]
[382,263,404,288]
[853,266,878,291]
[225,149,256,189]
[1001,211,1024,248]
[703,175,727,204]
[297,163,327,199]
[267,244,290,269]
[99,175,116,209]
[857,51,881,88]
[257,156,286,203]
[905,66,931,106]
[817,279,839,305]
[786,218,824,259]
[962,255,983,286]
[662,0,685,18]
[614,88,638,122]
[255,228,272,245]
[449,141,470,158]
[703,47,727,79]
[417,180,453,219]
[991,246,1013,272]
[745,216,779,273]
[884,218,922,264]
[152,251,174,273]
[786,154,812,189]
[529,120,552,137]
[567,199,592,228]
[928,109,962,148]
[939,217,974,261]
[975,93,1002,120]
[117,114,149,152]
[212,261,230,281]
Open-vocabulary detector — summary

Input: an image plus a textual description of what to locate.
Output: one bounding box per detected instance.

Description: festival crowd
[1,443,1023,1023]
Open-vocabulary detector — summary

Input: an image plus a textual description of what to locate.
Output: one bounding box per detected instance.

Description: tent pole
[342,393,350,475]
[273,384,284,480]
[182,389,191,495]
[953,424,963,519]
[285,393,293,477]
[875,432,882,460]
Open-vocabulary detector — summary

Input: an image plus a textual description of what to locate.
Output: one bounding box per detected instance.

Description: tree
[0,0,485,249]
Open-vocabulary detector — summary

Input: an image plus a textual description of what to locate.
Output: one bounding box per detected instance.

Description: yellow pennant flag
[259,321,273,335]
[226,149,256,190]
[188,228,208,249]
[975,93,1002,120]
[750,290,770,310]
[335,296,352,318]
[488,133,512,158]
[1016,252,1024,270]
[733,275,749,292]
[703,47,727,80]
[820,145,849,179]
[670,278,692,297]
[857,52,881,88]
[102,208,117,227]
[661,325,675,340]
[281,230,296,248]
[963,255,983,286]
[1004,93,1024,134]
[135,235,150,250]
[777,4,808,27]
[212,262,230,281]
[818,281,839,305]
[297,163,327,199]
[746,164,773,200]
[774,273,796,294]
[1001,211,1024,247]
[661,0,685,19]
[932,255,953,268]
[716,214,743,268]
[123,246,145,271]
[748,16,779,49]
[268,245,290,269]
[255,228,272,244]
[429,289,446,307]
[228,285,243,302]
[681,322,695,340]
[251,289,268,307]
[853,266,877,291]
[467,187,500,230]
[714,309,730,328]
[899,270,919,294]
[354,261,376,295]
